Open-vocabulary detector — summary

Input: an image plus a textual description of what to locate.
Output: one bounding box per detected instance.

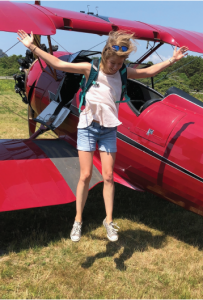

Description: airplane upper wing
[0,2,56,35]
[0,2,203,53]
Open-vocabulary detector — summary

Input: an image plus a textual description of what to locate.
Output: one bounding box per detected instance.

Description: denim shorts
[77,121,117,153]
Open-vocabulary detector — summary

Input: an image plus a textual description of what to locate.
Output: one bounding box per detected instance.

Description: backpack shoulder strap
[120,63,127,84]
[116,63,130,104]
[79,58,101,113]
[86,58,101,89]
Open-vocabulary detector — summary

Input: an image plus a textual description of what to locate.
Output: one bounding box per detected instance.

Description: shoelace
[108,222,120,235]
[72,223,82,234]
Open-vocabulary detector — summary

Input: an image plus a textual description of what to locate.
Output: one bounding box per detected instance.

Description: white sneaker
[70,221,82,242]
[103,218,119,242]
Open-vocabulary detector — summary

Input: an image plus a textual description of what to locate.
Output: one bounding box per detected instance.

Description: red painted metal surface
[132,103,186,147]
[0,139,75,212]
[35,6,113,35]
[152,25,203,54]
[119,99,203,215]
[1,2,203,53]
[163,94,203,116]
[0,2,56,35]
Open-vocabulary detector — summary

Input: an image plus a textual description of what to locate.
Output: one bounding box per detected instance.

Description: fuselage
[26,51,203,216]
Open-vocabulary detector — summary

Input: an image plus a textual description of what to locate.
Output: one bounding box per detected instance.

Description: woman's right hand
[17,30,34,49]
[16,30,91,75]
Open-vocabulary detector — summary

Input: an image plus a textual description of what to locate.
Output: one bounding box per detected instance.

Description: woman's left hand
[172,46,189,62]
[127,45,189,79]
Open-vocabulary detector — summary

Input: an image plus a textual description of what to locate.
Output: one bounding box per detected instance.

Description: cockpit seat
[139,99,161,113]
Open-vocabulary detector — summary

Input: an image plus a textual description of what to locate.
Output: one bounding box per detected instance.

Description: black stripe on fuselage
[117,132,203,184]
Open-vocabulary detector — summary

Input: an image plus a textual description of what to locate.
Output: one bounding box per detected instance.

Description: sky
[0,1,203,64]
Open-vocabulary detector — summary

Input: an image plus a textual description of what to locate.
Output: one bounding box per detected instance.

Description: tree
[0,54,23,76]
[155,77,190,95]
[0,49,7,58]
[146,61,153,66]
[190,74,203,92]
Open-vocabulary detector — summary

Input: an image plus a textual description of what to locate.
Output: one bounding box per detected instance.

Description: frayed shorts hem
[77,146,117,153]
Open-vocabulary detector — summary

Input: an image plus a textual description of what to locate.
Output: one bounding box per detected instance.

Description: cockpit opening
[60,50,101,108]
[126,79,163,115]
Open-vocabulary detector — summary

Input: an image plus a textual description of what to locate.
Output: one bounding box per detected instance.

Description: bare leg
[75,150,94,222]
[100,151,116,224]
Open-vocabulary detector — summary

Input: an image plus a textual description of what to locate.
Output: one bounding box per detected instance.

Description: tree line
[0,54,23,76]
[1,54,203,95]
[138,55,203,95]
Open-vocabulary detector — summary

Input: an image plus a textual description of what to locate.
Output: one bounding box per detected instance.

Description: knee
[103,171,114,184]
[80,172,92,184]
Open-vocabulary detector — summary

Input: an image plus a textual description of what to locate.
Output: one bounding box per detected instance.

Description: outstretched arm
[17,30,91,76]
[127,46,189,79]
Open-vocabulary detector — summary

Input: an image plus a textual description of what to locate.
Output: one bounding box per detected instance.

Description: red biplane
[1,1,203,217]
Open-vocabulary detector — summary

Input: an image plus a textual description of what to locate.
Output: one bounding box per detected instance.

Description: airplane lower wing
[0,138,103,212]
[0,138,143,212]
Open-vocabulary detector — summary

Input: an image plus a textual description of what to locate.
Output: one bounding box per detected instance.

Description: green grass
[194,93,203,102]
[1,93,203,298]
[0,79,15,94]
[1,189,203,298]
[0,94,54,139]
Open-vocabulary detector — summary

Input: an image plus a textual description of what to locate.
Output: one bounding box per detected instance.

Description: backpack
[79,58,130,113]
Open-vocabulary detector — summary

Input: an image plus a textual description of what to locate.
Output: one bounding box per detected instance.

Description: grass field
[1,87,203,298]
[0,88,55,140]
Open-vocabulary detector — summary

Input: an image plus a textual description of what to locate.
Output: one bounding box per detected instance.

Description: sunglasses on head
[112,45,128,52]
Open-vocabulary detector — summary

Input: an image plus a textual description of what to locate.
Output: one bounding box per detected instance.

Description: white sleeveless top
[77,69,122,128]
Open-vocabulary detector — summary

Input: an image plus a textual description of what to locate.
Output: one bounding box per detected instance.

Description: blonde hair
[101,30,137,65]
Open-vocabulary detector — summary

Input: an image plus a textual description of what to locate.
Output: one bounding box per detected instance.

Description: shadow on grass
[82,229,166,271]
[1,182,203,256]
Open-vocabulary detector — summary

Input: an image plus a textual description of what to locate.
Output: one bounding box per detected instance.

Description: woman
[17,30,188,242]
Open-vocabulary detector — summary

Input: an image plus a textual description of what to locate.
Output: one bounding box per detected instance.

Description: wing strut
[132,42,163,68]
[33,34,58,81]
[47,36,57,80]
